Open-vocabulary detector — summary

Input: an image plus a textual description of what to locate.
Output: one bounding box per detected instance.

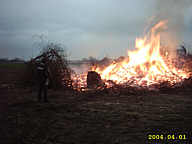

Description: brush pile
[24,43,72,89]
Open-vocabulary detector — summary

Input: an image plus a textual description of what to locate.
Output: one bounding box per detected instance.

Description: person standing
[37,58,49,102]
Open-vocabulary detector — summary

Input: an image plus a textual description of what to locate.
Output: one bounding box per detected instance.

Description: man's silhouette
[37,58,49,102]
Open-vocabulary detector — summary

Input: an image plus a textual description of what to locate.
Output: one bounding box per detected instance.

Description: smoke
[154,0,192,54]
[70,63,91,74]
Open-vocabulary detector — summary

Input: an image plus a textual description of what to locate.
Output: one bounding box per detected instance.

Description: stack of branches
[24,42,73,89]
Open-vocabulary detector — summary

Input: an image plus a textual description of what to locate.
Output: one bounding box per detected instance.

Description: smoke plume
[154,0,192,54]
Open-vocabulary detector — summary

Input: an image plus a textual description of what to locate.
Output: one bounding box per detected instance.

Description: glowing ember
[72,20,190,89]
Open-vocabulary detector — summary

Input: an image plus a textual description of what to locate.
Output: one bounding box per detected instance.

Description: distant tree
[82,58,88,62]
[10,58,25,63]
[88,56,98,64]
[0,58,9,63]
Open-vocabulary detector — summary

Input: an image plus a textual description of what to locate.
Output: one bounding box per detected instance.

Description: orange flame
[91,20,189,87]
[71,20,190,89]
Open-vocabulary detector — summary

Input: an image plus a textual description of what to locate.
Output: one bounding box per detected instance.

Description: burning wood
[71,20,191,91]
[92,21,189,87]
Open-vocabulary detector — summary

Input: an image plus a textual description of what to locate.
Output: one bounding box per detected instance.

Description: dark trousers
[38,81,48,102]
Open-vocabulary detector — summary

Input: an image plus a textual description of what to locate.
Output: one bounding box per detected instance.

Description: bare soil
[1,64,192,144]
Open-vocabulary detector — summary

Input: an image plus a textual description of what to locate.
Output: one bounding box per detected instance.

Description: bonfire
[71,20,191,90]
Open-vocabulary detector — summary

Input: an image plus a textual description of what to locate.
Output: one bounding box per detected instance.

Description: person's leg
[38,83,42,102]
[43,85,48,102]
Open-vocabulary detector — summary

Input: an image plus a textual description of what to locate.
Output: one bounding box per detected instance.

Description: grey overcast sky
[0,0,192,60]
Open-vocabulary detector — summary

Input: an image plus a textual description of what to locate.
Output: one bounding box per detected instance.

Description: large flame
[72,20,189,89]
[91,20,188,87]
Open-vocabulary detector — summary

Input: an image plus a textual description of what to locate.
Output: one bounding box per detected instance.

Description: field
[2,63,192,144]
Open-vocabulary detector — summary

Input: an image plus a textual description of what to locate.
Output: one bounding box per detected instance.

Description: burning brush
[71,20,191,91]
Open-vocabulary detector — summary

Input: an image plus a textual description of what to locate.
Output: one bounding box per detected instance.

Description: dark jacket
[37,62,49,84]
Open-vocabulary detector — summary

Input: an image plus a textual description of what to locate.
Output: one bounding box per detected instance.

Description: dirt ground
[1,64,192,144]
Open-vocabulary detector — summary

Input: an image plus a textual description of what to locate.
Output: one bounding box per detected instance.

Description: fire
[72,20,190,89]
[91,20,188,87]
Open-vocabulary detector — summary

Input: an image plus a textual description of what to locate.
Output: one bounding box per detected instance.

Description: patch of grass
[0,63,26,69]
